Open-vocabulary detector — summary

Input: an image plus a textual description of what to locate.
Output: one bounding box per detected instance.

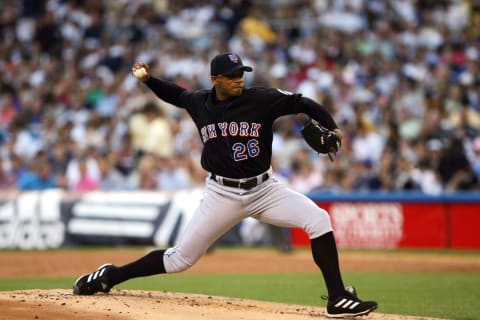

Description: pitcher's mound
[0,289,441,320]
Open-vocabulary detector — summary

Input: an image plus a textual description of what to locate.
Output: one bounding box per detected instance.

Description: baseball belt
[210,169,272,190]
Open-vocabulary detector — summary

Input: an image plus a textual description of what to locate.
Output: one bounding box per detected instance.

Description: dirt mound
[0,289,440,320]
[1,249,476,319]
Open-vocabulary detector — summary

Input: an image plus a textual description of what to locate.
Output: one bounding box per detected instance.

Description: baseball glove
[301,118,341,161]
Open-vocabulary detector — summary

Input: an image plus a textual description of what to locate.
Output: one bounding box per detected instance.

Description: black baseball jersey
[144,77,338,179]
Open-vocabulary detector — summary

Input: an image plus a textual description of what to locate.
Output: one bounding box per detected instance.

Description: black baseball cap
[210,52,253,76]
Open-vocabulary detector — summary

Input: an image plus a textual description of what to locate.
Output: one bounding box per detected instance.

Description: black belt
[210,172,270,190]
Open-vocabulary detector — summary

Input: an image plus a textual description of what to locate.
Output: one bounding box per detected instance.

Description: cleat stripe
[349,302,360,309]
[90,271,99,282]
[334,299,347,307]
[99,268,106,277]
[342,300,353,308]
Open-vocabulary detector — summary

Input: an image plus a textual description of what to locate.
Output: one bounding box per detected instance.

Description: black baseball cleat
[73,263,115,295]
[324,286,378,318]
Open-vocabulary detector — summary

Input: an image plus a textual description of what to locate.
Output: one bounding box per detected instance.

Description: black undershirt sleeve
[144,76,187,106]
[297,96,338,130]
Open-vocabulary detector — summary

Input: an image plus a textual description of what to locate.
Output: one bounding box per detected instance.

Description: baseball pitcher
[73,52,377,318]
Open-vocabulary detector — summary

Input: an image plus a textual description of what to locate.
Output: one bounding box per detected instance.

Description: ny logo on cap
[228,54,240,63]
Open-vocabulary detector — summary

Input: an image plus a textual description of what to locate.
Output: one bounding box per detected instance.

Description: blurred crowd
[1,0,480,194]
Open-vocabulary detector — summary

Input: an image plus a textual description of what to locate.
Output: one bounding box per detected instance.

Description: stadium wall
[0,190,478,250]
[291,192,480,249]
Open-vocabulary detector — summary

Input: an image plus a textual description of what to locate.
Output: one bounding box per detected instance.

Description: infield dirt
[1,248,479,319]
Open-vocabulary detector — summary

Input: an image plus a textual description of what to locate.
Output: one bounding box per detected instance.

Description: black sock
[311,231,345,301]
[108,249,166,287]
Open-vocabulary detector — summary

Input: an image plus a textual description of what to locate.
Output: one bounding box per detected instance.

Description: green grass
[1,272,479,320]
